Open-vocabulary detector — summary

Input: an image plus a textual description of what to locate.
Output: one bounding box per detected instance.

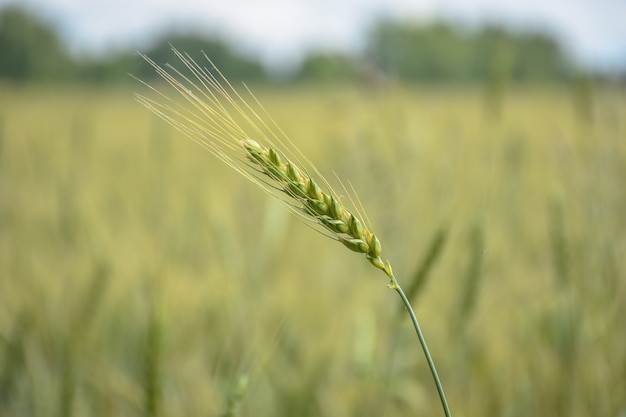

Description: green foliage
[0,6,73,81]
[77,35,267,84]
[0,7,266,84]
[455,224,485,332]
[295,52,356,83]
[76,54,144,84]
[403,226,449,308]
[571,70,594,123]
[366,20,570,83]
[549,200,571,288]
[367,21,472,82]
[220,374,249,417]
[144,298,162,417]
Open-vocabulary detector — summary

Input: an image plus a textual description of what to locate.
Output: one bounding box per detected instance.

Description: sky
[4,0,626,72]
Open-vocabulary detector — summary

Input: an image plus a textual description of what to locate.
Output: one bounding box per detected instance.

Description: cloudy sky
[4,0,626,71]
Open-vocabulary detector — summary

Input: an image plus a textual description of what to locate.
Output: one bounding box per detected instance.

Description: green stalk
[389,275,452,417]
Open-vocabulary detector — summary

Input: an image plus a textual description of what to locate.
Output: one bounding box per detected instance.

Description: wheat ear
[240,138,393,276]
[135,47,451,417]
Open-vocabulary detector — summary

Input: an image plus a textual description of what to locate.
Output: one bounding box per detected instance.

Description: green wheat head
[135,48,394,281]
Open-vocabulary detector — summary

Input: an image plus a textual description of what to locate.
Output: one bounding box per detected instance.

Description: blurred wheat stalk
[135,47,451,417]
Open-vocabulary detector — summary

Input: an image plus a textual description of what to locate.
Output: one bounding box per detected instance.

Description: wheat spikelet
[135,48,393,280]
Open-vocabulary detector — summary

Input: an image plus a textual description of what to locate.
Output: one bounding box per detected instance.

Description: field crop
[0,81,625,416]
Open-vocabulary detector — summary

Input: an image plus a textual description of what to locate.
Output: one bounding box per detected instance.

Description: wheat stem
[389,275,452,417]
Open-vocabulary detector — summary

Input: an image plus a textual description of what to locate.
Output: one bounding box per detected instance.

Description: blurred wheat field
[0,83,625,417]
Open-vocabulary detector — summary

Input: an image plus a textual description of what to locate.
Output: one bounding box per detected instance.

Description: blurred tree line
[0,6,265,84]
[0,5,600,85]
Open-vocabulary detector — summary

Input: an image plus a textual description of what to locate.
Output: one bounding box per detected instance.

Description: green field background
[1,83,625,416]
